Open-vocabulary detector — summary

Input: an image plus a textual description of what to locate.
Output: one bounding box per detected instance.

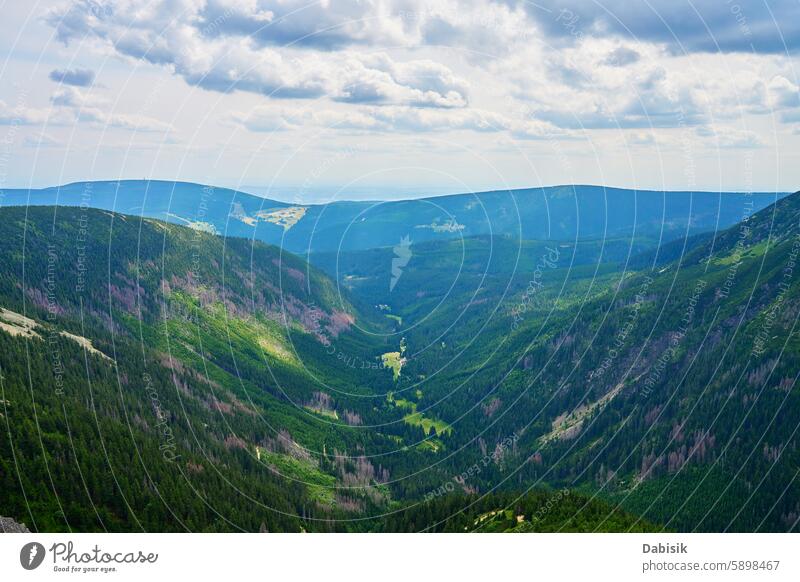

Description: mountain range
[2,180,786,254]
[0,181,798,532]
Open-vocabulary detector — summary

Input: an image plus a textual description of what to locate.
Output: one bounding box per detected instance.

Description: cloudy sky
[1,0,799,202]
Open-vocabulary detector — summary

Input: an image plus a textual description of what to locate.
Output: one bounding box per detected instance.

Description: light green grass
[387,391,452,438]
[381,351,404,380]
[261,450,336,506]
[416,438,444,453]
[403,411,453,437]
[713,239,769,266]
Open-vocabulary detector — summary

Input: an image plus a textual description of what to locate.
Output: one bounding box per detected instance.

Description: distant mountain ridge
[1,180,787,254]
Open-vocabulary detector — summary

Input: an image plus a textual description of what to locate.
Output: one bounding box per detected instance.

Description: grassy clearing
[392,397,416,411]
[381,351,404,380]
[713,239,770,266]
[416,438,443,453]
[385,314,402,325]
[260,450,336,506]
[387,390,452,438]
[257,335,297,365]
[167,290,302,371]
[403,411,452,437]
[255,206,308,231]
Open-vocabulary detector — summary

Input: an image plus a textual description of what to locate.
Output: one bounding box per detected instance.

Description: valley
[1,184,799,532]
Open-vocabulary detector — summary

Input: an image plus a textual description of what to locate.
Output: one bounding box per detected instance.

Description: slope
[353,190,800,532]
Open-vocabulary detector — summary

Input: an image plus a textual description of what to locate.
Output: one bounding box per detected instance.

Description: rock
[0,516,31,533]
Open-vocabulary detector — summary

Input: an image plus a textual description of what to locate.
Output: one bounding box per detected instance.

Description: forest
[1,192,799,532]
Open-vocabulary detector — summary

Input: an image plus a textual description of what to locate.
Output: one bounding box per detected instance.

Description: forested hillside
[354,191,800,532]
[0,206,402,531]
[1,191,799,532]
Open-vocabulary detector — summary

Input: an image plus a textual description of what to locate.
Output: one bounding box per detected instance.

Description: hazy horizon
[2,177,793,206]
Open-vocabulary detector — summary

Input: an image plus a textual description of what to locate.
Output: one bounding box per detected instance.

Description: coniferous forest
[1,190,799,532]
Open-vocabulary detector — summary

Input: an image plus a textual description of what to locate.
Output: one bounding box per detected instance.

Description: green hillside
[0,206,394,531]
[2,190,799,532]
[371,190,800,532]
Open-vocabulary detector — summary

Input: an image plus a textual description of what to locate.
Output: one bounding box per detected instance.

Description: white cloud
[50,86,173,132]
[233,104,565,139]
[329,54,469,107]
[44,0,800,136]
[765,75,800,123]
[50,86,105,108]
[359,106,506,132]
[695,125,763,149]
[769,75,800,108]
[197,0,530,52]
[47,0,473,108]
[0,87,174,134]
[230,106,311,131]
[11,0,796,193]
[101,112,175,132]
[0,99,79,126]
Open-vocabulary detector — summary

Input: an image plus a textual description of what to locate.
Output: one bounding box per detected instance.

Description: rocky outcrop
[0,516,31,533]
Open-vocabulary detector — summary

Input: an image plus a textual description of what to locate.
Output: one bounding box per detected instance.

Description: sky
[1,0,799,203]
